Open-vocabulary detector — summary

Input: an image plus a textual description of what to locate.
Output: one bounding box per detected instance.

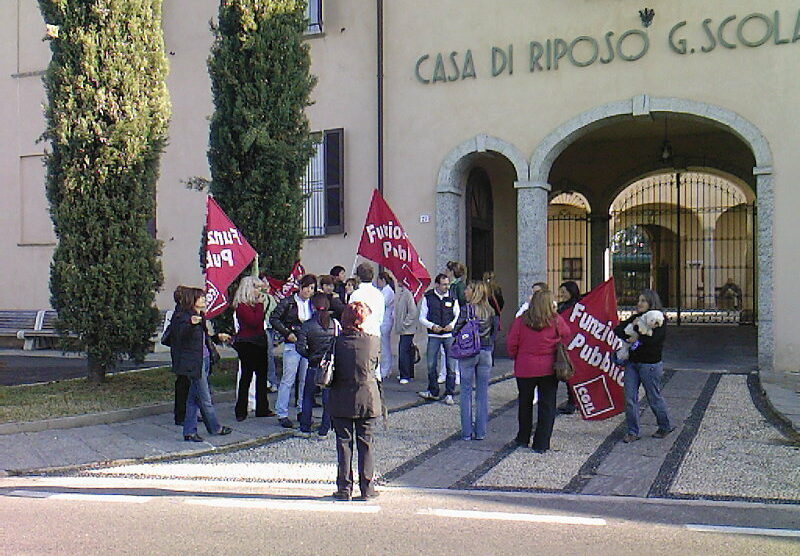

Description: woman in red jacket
[232,276,276,421]
[507,289,571,453]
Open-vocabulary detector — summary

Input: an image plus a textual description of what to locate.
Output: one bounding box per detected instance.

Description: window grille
[302,139,325,237]
[302,128,344,236]
[305,0,323,34]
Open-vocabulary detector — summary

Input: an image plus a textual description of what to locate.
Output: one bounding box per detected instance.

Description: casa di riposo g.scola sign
[414,9,800,84]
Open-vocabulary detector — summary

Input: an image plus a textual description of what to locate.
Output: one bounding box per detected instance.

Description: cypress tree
[208,0,316,279]
[39,0,171,383]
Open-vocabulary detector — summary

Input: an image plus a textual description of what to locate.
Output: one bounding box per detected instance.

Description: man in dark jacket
[270,274,317,428]
[320,274,346,321]
[417,274,460,404]
[330,265,347,301]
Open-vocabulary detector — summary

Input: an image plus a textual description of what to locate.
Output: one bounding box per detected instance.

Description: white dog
[615,310,665,363]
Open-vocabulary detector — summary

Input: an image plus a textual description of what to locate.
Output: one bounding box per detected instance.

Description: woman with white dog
[613,289,674,443]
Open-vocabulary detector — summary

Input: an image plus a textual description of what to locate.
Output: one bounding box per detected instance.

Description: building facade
[1,1,797,383]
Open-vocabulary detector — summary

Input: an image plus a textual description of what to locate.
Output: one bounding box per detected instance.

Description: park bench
[1,309,173,351]
[0,310,41,350]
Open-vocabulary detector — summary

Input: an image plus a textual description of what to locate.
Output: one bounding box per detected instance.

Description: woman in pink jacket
[507,289,571,453]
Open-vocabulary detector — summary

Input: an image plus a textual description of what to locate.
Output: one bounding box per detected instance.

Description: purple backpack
[449,305,482,359]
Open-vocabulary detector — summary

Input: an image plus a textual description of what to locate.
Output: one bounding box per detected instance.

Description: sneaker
[418,391,437,401]
[279,418,294,429]
[622,433,641,443]
[399,379,410,385]
[294,430,312,439]
[184,434,204,442]
[437,376,445,384]
[442,395,455,405]
[217,426,232,436]
[652,426,677,439]
[532,448,548,454]
[332,491,352,501]
[355,491,379,501]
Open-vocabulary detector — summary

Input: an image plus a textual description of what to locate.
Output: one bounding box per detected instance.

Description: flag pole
[350,254,359,278]
[251,253,259,277]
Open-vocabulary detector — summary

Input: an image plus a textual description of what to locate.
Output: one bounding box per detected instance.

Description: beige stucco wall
[1,0,798,370]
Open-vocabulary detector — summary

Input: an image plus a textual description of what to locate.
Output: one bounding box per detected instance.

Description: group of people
[167,259,674,500]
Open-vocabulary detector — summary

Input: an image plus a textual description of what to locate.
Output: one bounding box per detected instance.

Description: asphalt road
[1,478,798,555]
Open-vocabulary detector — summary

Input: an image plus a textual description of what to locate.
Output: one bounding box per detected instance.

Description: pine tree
[39,0,171,383]
[208,0,316,279]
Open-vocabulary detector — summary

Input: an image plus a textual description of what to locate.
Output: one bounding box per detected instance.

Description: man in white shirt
[349,262,385,338]
[376,271,396,379]
[418,273,460,404]
[515,281,550,317]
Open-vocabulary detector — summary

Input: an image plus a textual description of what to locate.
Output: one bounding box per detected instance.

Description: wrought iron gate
[609,172,756,324]
[547,193,590,295]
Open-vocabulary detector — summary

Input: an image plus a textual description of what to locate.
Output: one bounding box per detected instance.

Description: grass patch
[0,359,238,424]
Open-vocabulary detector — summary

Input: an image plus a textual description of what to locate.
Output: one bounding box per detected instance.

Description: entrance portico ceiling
[549,115,756,206]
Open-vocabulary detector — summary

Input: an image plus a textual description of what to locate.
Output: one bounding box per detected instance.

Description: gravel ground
[670,374,800,501]
[86,378,521,484]
[474,409,624,490]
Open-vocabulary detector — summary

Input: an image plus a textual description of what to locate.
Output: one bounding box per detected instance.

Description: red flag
[266,261,306,301]
[357,190,431,301]
[204,196,257,319]
[562,278,626,420]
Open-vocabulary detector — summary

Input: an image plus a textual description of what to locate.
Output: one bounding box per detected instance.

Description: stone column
[590,215,610,289]
[436,183,462,275]
[515,180,550,306]
[754,169,774,375]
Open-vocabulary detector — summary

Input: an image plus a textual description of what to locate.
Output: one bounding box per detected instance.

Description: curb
[6,428,293,477]
[749,373,800,443]
[6,373,516,477]
[0,390,236,436]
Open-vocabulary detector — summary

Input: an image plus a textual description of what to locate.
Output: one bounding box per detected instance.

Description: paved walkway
[1,329,797,503]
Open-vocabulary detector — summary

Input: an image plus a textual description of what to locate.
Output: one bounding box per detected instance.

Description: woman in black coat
[328,301,381,501]
[296,293,339,439]
[170,286,232,442]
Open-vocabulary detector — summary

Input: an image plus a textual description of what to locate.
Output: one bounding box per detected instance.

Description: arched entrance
[466,167,494,281]
[436,134,528,332]
[529,96,774,371]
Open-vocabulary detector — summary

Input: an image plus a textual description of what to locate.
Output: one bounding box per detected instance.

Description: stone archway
[528,95,774,372]
[435,134,528,273]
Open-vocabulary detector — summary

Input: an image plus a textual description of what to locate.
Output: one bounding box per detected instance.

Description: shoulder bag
[553,324,575,381]
[315,320,341,388]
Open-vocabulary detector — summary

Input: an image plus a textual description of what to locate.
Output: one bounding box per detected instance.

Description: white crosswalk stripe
[417,507,607,526]
[685,524,800,538]
[184,498,380,513]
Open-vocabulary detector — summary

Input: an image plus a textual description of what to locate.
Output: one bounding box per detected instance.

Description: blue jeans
[300,366,331,434]
[183,358,221,437]
[624,361,672,436]
[398,334,415,380]
[459,349,492,439]
[266,329,278,386]
[427,335,455,397]
[276,343,308,419]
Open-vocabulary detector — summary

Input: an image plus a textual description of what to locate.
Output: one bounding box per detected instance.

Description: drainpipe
[377,0,384,195]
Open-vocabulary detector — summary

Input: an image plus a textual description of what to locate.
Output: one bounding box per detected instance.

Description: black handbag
[315,321,341,388]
